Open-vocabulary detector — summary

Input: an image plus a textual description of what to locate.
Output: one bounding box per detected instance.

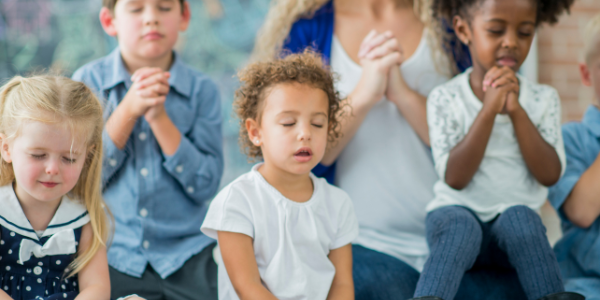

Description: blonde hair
[583,14,600,64]
[0,75,111,277]
[251,0,452,75]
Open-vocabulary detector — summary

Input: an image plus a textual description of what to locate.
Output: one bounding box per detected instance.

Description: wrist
[508,104,526,120]
[146,108,168,125]
[349,88,379,115]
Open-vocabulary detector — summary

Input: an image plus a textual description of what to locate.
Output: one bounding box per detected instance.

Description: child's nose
[298,124,312,141]
[502,31,518,49]
[143,7,160,26]
[45,160,60,176]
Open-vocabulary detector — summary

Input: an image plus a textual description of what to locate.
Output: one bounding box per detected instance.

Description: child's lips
[143,32,164,40]
[294,148,313,162]
[39,181,58,188]
[497,57,517,67]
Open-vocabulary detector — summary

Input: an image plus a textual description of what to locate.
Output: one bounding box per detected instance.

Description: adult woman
[253,0,525,299]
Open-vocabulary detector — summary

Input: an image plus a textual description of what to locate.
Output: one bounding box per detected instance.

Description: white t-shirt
[201,164,359,300]
[426,68,566,222]
[330,30,450,271]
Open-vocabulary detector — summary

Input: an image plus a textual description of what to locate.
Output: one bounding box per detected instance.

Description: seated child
[201,50,359,300]
[0,75,111,300]
[410,0,583,299]
[548,13,600,300]
[72,0,223,298]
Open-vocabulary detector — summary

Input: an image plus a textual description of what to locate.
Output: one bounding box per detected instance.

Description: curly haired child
[201,50,359,300]
[409,0,583,299]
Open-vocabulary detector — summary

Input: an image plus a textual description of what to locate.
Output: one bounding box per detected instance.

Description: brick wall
[538,0,600,122]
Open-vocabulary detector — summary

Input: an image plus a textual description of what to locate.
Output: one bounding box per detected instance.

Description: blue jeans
[352,243,527,300]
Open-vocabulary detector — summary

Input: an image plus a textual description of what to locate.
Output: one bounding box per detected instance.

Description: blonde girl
[252,0,524,298]
[0,75,111,300]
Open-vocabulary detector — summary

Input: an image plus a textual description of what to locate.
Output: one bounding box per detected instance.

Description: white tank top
[330,30,450,271]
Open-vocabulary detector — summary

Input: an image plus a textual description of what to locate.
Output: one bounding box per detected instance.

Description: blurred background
[1,0,599,244]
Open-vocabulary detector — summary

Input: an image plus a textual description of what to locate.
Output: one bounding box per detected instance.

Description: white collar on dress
[0,184,90,241]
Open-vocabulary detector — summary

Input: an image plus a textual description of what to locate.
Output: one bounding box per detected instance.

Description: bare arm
[74,224,111,300]
[322,32,401,165]
[326,244,354,300]
[509,107,561,186]
[386,66,429,145]
[562,153,600,228]
[218,231,278,300]
[145,107,181,156]
[444,107,497,189]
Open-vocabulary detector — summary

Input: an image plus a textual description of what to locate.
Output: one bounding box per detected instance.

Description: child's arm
[74,224,111,300]
[508,106,562,186]
[106,68,170,150]
[326,244,354,300]
[562,152,600,228]
[444,67,517,190]
[0,290,11,300]
[218,231,278,300]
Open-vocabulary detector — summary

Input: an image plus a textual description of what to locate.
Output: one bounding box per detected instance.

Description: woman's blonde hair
[251,0,452,75]
[0,75,110,277]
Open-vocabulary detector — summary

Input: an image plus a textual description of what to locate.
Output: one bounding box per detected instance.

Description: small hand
[481,66,520,115]
[124,67,170,119]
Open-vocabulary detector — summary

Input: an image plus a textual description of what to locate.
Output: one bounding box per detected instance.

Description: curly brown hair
[234,49,345,161]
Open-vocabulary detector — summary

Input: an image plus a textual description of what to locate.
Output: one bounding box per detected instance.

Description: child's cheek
[15,159,44,189]
[62,164,85,191]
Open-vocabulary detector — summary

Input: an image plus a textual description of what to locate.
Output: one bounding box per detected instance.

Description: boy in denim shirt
[549,13,600,300]
[72,0,223,299]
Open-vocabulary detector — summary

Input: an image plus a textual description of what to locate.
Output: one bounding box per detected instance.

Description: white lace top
[426,68,566,221]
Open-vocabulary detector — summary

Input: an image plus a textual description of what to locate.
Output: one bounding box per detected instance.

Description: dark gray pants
[110,243,218,300]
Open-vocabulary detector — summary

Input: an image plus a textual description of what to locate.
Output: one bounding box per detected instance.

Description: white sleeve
[427,87,465,180]
[536,87,567,176]
[201,187,254,239]
[331,193,359,250]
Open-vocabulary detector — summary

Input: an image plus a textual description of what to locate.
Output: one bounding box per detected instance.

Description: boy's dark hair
[432,0,575,25]
[103,0,185,11]
[234,49,345,161]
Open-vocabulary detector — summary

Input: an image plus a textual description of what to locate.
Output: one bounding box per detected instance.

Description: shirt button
[140,168,149,177]
[109,158,117,167]
[143,240,150,249]
[176,165,184,173]
[34,266,42,275]
[139,132,147,141]
[140,208,148,218]
[187,186,194,194]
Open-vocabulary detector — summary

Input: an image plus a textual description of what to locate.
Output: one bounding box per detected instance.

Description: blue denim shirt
[549,105,600,289]
[72,48,223,278]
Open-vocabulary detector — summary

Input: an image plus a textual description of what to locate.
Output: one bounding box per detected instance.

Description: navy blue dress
[0,184,90,300]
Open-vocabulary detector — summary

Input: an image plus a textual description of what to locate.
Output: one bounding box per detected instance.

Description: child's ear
[580,63,592,87]
[99,7,118,37]
[179,1,191,31]
[0,133,12,164]
[453,15,472,46]
[245,118,262,146]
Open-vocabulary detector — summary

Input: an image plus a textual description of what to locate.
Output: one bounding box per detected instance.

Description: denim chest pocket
[166,99,195,134]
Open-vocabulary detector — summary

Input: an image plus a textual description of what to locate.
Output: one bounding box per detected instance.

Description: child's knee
[426,206,483,244]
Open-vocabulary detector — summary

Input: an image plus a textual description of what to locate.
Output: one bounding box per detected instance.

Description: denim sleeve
[72,67,131,187]
[548,124,588,212]
[162,80,224,205]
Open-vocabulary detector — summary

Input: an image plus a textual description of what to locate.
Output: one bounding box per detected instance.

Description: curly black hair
[431,0,575,25]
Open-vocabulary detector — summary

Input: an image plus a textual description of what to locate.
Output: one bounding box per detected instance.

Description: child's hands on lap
[482,66,520,115]
[123,67,170,120]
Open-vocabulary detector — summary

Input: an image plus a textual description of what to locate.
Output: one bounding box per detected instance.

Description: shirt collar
[582,105,600,138]
[0,184,90,241]
[101,47,193,99]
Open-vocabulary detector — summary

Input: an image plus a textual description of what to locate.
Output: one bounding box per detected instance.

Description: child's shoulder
[168,57,220,100]
[518,75,559,100]
[72,51,118,84]
[428,70,469,102]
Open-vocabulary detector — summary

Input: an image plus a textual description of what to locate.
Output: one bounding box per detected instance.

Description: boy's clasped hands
[124,67,171,122]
